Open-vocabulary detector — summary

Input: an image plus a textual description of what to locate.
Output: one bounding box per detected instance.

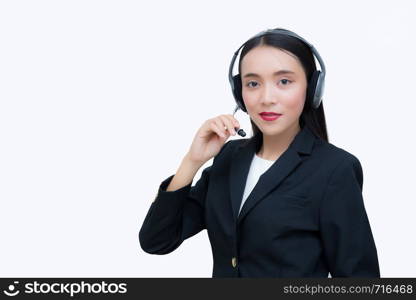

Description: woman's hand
[186,114,240,165]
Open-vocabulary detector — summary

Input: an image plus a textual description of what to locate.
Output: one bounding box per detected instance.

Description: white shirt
[238,153,276,215]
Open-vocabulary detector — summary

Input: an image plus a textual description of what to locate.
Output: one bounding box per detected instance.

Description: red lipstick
[259,112,282,121]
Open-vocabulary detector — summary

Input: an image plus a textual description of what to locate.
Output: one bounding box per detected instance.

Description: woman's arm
[319,155,380,277]
[165,153,204,192]
[139,141,232,255]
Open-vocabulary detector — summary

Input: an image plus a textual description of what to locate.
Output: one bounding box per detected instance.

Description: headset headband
[228,28,326,90]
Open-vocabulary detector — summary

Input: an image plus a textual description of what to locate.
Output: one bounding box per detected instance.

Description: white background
[1,0,415,277]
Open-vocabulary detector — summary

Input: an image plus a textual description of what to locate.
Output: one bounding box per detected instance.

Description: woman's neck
[257,123,301,161]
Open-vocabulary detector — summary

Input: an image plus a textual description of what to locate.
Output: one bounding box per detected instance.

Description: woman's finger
[210,120,226,138]
[219,115,236,135]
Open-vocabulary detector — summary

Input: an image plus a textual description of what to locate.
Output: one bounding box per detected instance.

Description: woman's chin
[261,127,284,137]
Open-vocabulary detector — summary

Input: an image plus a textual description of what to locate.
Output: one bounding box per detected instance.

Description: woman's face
[240,45,308,137]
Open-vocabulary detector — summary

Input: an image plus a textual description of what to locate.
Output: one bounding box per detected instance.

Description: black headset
[228,28,326,113]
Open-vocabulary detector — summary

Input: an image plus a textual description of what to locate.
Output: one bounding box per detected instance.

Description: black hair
[237,30,329,152]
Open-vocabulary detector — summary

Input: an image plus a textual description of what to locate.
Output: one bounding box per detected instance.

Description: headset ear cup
[232,74,247,112]
[306,71,320,109]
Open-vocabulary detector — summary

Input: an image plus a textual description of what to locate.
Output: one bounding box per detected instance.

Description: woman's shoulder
[313,137,362,170]
[215,136,363,171]
[214,139,242,159]
[211,138,247,167]
[228,137,361,162]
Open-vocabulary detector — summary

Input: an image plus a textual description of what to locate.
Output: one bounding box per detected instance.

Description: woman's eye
[246,81,258,88]
[280,79,291,85]
[246,79,291,88]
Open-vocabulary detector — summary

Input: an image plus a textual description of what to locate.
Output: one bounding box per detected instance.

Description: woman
[139,28,380,278]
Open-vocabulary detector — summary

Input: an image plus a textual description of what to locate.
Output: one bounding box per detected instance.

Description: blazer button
[231,257,237,268]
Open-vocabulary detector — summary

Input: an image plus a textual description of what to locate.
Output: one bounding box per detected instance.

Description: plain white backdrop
[0,0,415,277]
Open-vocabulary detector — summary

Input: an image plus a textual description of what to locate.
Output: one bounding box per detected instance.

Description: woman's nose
[260,83,277,105]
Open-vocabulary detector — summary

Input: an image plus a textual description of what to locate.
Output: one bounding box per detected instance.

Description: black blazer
[139,125,380,277]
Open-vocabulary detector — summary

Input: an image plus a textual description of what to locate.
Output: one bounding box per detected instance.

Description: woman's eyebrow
[242,70,295,78]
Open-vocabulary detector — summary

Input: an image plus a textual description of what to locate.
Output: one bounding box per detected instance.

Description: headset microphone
[232,105,246,137]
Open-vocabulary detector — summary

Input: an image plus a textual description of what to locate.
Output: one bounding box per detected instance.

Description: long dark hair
[237,30,329,151]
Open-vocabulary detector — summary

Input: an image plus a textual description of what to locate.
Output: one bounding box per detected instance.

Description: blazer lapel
[229,125,317,225]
